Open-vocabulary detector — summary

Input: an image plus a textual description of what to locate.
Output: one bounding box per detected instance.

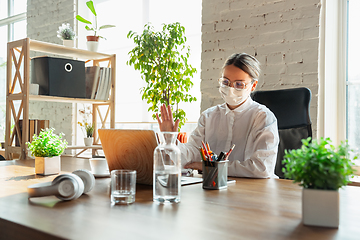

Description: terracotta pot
[86,36,99,42]
[86,36,99,52]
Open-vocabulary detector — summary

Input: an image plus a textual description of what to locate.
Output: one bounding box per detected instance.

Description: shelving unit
[5,38,116,160]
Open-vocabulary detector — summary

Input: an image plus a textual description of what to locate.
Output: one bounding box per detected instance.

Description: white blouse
[178,97,279,178]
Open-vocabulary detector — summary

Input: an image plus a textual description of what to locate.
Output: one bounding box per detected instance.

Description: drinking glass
[111,170,136,204]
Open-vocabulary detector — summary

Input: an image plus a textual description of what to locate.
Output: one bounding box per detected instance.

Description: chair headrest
[251,87,311,129]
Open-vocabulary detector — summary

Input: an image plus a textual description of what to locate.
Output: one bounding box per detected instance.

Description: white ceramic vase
[84,137,93,146]
[35,155,60,175]
[86,41,99,52]
[302,188,339,228]
[63,39,74,48]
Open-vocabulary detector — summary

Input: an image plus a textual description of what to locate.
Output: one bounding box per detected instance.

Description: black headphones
[27,169,95,201]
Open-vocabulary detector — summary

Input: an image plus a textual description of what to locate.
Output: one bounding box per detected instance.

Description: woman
[156,53,279,178]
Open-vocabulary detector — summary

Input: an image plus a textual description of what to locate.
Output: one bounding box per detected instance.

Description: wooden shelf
[29,95,111,104]
[9,38,114,60]
[5,38,116,160]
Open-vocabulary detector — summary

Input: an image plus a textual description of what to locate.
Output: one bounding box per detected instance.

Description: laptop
[98,129,202,186]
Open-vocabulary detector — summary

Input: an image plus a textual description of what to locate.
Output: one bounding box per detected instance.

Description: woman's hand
[184,162,202,171]
[156,104,179,132]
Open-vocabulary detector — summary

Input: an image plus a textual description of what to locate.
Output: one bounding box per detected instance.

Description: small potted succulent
[283,137,356,228]
[78,105,94,146]
[76,0,115,51]
[78,121,94,146]
[27,128,68,175]
[57,23,76,47]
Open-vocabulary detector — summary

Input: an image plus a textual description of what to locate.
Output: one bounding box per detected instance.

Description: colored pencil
[225,144,235,160]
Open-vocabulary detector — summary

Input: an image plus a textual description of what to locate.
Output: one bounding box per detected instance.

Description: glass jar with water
[153,132,181,203]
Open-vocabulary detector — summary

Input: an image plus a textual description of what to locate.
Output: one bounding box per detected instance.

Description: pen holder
[202,160,228,190]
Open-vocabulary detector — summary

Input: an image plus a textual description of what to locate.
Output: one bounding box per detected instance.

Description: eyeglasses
[218,77,254,90]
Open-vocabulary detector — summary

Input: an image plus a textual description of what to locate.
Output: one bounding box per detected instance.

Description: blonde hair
[223,53,261,81]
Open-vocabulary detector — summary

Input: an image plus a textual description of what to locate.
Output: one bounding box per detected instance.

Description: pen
[217,151,226,161]
[224,144,235,160]
[201,141,210,158]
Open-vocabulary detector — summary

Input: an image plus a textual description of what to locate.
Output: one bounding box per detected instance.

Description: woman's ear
[251,80,258,91]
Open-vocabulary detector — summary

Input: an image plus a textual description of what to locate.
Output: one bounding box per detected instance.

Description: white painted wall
[201,0,321,137]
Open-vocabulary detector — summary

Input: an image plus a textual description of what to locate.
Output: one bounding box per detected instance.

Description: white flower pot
[86,41,99,52]
[84,137,93,146]
[35,156,60,175]
[63,39,74,47]
[302,188,339,228]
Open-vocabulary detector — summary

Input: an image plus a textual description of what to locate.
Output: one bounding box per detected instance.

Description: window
[77,0,201,133]
[0,0,27,142]
[346,0,360,150]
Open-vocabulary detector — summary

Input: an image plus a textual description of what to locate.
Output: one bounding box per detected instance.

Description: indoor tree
[127,22,197,130]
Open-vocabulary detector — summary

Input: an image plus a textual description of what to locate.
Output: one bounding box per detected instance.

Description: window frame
[318,0,347,145]
[0,0,27,140]
[0,0,26,42]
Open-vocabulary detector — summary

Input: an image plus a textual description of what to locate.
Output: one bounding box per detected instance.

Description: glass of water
[111,170,136,205]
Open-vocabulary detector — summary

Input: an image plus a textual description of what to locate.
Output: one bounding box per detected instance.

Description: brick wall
[201,0,321,137]
[27,0,76,147]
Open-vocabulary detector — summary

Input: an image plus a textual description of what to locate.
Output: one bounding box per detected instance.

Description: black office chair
[251,87,312,179]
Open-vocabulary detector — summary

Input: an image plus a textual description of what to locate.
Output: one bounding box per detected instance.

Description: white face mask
[219,85,252,107]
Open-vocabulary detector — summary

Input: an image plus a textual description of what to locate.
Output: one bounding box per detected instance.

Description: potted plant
[127,22,197,135]
[78,122,94,146]
[27,128,68,175]
[78,105,94,146]
[283,137,356,228]
[76,0,115,52]
[57,23,76,47]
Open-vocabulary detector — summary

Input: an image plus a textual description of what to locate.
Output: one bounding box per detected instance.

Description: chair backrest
[251,87,312,179]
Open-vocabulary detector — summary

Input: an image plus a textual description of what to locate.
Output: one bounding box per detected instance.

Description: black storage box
[31,56,86,98]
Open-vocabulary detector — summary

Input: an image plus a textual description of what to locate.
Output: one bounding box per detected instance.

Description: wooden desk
[1,159,360,240]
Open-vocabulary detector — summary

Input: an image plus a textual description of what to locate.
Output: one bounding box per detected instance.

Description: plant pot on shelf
[84,137,93,146]
[86,36,99,52]
[302,188,339,228]
[35,155,61,175]
[63,39,74,47]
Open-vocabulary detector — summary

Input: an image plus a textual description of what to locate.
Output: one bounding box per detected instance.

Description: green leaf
[85,26,94,31]
[282,137,356,190]
[26,128,68,157]
[86,0,97,16]
[76,15,92,25]
[99,25,116,30]
[126,22,197,131]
